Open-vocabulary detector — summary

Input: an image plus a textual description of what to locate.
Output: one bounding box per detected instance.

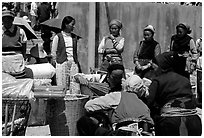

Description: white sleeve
[85,92,121,112]
[115,37,124,51]
[19,28,27,43]
[98,37,106,54]
[51,35,59,60]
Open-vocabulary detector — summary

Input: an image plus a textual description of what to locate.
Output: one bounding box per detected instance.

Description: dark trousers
[154,115,202,136]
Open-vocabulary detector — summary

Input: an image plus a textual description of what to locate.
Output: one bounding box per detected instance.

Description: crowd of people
[2,2,202,136]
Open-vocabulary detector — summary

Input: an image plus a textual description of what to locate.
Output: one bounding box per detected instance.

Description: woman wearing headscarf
[169,23,198,79]
[145,51,202,136]
[133,25,161,80]
[51,16,82,91]
[82,74,153,136]
[98,19,125,72]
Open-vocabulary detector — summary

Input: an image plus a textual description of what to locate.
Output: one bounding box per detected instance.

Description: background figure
[98,19,125,72]
[37,2,52,54]
[2,10,27,59]
[145,52,202,136]
[30,2,38,29]
[51,16,82,91]
[133,25,161,80]
[169,23,198,79]
[195,31,202,107]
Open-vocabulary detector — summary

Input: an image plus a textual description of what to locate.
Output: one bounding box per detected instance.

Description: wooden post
[95,2,100,68]
[88,2,96,73]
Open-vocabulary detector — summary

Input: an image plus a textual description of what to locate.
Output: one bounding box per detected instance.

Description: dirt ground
[25,125,51,136]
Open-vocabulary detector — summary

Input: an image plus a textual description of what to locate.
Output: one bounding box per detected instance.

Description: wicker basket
[48,94,89,136]
[2,98,31,136]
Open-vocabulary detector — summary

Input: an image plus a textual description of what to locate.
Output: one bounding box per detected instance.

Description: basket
[48,94,89,136]
[2,98,31,136]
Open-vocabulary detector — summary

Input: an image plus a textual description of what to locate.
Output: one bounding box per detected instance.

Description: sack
[2,53,25,77]
[25,63,56,79]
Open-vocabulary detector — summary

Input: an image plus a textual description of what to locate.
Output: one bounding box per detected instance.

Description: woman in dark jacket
[169,23,198,79]
[146,51,201,136]
[133,25,161,80]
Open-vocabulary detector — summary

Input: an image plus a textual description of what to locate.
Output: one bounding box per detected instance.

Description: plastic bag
[2,73,34,99]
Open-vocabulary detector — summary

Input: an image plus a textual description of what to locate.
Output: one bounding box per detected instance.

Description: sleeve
[114,37,124,53]
[98,37,106,54]
[189,39,198,60]
[51,35,59,60]
[84,92,121,112]
[146,80,159,107]
[19,28,27,43]
[154,43,161,57]
[133,42,141,64]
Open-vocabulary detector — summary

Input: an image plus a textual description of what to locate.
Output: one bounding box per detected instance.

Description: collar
[62,31,71,37]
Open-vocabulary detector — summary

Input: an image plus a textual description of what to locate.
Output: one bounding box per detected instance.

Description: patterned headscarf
[109,19,123,29]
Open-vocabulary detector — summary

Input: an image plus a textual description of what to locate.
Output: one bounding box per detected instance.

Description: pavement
[25,125,51,136]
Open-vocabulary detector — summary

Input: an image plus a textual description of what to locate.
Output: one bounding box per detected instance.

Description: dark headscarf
[176,23,192,34]
[155,51,176,72]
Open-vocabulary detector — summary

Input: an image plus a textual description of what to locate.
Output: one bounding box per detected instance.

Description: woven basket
[48,94,89,136]
[2,98,31,136]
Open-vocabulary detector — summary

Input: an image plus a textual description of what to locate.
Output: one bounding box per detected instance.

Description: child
[133,25,161,79]
[98,19,125,72]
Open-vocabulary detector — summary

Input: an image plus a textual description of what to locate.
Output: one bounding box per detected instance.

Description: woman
[2,10,27,59]
[2,10,28,78]
[133,25,161,79]
[170,23,198,79]
[146,51,202,136]
[98,19,125,72]
[51,16,82,91]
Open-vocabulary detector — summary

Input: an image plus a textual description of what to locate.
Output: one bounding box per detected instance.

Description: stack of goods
[25,63,56,87]
[2,72,33,136]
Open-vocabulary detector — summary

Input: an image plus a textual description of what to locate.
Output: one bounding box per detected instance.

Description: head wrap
[176,23,192,34]
[2,10,15,18]
[155,51,175,71]
[123,75,149,97]
[125,75,143,91]
[144,25,155,34]
[109,19,123,29]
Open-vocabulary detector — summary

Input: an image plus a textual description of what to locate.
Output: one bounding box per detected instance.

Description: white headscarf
[122,75,151,97]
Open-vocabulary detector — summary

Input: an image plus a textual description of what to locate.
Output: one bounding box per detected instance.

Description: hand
[51,58,56,67]
[135,62,142,70]
[75,75,89,86]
